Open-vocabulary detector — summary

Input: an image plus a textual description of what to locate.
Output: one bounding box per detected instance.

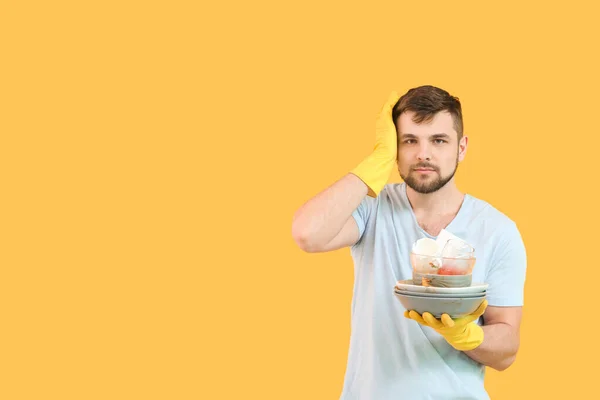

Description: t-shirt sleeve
[351,195,375,246]
[484,222,528,306]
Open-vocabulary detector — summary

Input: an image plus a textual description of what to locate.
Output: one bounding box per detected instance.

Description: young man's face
[396,110,467,194]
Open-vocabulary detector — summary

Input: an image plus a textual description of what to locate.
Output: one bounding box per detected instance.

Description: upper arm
[483,306,522,330]
[307,216,360,253]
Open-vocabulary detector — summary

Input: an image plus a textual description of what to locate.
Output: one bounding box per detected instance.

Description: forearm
[464,323,520,371]
[292,173,368,248]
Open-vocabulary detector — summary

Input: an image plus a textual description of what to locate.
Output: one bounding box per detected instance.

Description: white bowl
[394,279,488,295]
[394,288,486,299]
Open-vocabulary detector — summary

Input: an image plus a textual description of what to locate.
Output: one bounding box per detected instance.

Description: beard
[399,157,459,194]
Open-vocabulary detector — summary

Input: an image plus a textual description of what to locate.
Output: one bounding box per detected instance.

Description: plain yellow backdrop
[1,1,599,399]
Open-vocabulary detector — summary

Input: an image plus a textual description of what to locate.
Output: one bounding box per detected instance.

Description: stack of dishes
[394,279,488,318]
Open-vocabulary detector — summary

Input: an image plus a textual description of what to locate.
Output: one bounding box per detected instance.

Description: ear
[458,135,468,162]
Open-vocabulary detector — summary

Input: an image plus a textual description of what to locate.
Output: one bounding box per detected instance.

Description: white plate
[394,289,486,299]
[394,279,488,294]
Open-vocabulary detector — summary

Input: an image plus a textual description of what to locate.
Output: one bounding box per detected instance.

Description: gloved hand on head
[350,91,401,197]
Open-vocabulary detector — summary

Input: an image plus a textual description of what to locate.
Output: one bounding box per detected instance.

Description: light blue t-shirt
[340,183,527,400]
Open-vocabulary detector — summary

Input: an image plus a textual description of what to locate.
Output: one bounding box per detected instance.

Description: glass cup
[410,251,476,287]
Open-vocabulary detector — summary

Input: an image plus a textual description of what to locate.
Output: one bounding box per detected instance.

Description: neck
[405,180,465,216]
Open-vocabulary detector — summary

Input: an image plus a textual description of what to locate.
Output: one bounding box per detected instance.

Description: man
[291,85,527,399]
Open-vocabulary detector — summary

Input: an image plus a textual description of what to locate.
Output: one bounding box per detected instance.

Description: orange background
[1,1,599,399]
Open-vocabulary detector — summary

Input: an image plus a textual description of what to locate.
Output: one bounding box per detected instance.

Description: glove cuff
[350,153,395,197]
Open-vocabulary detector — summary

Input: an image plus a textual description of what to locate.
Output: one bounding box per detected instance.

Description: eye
[403,139,416,144]
[433,139,447,144]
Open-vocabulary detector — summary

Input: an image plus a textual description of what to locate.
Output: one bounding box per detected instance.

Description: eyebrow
[400,133,451,139]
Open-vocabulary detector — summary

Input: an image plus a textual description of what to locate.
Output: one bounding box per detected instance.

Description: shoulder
[465,193,519,231]
[465,194,525,255]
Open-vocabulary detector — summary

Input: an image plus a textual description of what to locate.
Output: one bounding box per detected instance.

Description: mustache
[411,163,438,171]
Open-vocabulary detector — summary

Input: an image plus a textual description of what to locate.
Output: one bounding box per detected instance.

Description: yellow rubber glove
[403,299,488,351]
[350,91,401,197]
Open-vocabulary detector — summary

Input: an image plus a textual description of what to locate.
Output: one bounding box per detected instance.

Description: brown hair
[392,85,463,139]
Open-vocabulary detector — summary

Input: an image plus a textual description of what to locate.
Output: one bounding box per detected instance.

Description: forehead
[397,110,457,138]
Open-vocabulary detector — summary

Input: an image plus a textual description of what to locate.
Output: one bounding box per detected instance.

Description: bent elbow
[493,355,517,372]
[293,236,320,253]
[292,224,319,253]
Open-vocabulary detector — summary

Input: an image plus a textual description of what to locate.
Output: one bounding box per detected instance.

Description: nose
[416,142,432,161]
